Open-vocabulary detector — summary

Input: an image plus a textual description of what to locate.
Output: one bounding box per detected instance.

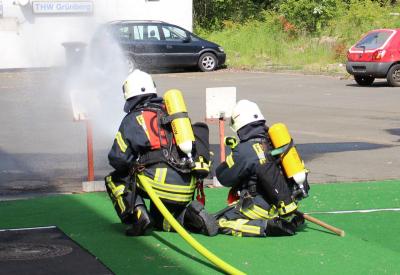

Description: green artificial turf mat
[0,180,399,275]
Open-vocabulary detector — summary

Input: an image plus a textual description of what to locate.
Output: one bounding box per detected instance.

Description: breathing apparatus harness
[133,101,193,174]
[131,101,207,206]
[226,128,310,209]
[252,135,309,200]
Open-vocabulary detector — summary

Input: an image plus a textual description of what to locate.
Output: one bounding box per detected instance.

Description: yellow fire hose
[138,174,245,275]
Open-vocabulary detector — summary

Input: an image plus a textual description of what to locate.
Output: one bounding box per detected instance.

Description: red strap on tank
[142,110,168,150]
[196,181,206,205]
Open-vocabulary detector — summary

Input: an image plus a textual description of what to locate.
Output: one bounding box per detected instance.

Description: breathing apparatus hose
[137,174,246,275]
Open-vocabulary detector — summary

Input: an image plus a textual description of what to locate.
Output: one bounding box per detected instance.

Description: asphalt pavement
[1,69,399,198]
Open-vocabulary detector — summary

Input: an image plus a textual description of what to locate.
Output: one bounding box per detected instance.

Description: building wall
[0,0,192,69]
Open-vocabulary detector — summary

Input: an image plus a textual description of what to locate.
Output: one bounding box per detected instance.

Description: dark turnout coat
[108,95,196,205]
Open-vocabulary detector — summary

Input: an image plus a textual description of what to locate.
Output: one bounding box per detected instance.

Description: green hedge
[194,1,400,72]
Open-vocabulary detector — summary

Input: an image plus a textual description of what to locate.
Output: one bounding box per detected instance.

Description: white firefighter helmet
[230,100,265,132]
[122,69,157,100]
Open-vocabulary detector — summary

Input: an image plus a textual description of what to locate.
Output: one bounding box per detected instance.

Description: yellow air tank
[268,123,306,185]
[164,89,195,162]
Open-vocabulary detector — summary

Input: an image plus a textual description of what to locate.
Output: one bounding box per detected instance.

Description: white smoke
[67,26,135,138]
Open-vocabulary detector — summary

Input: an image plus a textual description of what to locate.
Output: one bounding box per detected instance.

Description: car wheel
[198,53,217,72]
[354,75,375,86]
[386,64,400,87]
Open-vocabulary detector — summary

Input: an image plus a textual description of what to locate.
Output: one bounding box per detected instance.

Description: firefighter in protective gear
[105,69,217,237]
[215,100,310,237]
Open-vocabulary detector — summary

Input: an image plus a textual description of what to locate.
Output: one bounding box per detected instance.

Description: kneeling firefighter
[105,69,217,236]
[215,100,310,237]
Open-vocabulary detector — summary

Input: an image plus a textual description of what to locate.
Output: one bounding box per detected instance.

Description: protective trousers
[215,192,276,237]
[126,198,218,236]
[216,188,299,237]
[105,172,217,236]
[105,171,140,224]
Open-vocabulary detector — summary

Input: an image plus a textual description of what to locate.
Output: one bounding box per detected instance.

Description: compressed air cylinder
[268,123,306,184]
[164,89,195,158]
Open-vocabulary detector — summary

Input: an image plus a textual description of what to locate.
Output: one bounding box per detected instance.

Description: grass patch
[197,2,400,74]
[206,22,342,74]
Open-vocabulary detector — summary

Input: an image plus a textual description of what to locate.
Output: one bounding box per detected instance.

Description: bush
[195,0,400,71]
[193,0,268,30]
[278,0,342,33]
[326,0,399,44]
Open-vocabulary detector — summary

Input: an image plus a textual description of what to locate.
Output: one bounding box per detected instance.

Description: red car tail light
[372,49,386,60]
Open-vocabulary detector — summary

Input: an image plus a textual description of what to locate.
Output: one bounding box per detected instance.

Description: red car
[346,28,400,87]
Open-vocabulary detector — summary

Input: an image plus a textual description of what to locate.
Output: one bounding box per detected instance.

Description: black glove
[224,136,238,149]
[265,218,295,237]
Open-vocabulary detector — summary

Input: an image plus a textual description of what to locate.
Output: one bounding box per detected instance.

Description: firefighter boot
[290,214,305,230]
[182,201,218,236]
[125,205,152,236]
[265,218,295,237]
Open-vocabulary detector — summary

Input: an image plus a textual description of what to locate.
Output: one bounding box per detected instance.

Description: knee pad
[184,201,218,236]
[125,205,152,237]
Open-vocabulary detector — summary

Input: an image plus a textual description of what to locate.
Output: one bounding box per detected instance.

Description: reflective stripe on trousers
[137,173,196,203]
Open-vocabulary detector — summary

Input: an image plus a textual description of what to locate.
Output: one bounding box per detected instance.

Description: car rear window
[355,31,393,50]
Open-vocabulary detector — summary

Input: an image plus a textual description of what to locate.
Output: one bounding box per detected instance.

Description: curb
[82,181,106,192]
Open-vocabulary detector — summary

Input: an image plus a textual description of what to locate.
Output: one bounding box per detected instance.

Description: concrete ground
[1,69,399,198]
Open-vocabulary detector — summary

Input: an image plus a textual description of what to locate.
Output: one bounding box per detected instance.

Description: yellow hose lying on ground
[138,174,245,275]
